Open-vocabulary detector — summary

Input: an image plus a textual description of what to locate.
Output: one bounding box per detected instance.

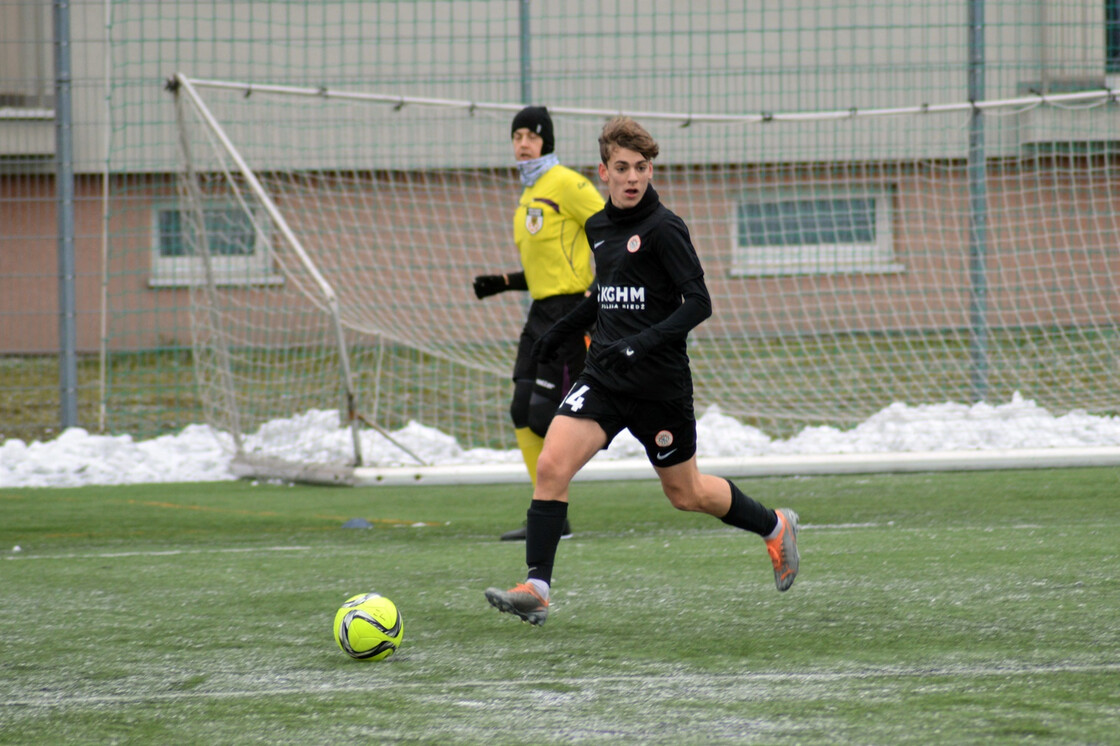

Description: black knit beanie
[510,106,555,155]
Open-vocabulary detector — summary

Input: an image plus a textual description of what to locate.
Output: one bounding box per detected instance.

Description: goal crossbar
[177,73,1120,125]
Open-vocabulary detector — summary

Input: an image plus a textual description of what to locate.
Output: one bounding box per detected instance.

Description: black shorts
[557,375,696,468]
[513,293,588,403]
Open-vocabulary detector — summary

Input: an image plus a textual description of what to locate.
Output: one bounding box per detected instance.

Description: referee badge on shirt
[525,207,544,235]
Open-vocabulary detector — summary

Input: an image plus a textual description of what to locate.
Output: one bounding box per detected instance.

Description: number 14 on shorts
[563,384,590,412]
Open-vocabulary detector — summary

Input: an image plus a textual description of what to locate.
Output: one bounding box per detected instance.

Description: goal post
[170,74,429,479]
[167,72,1120,483]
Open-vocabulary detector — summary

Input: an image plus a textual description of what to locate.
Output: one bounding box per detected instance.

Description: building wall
[0,174,193,353]
[4,158,1118,354]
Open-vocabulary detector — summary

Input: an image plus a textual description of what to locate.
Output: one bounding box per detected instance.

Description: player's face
[512,128,544,161]
[598,147,653,209]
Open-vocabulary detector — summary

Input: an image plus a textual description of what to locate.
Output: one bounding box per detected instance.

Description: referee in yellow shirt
[473,106,604,540]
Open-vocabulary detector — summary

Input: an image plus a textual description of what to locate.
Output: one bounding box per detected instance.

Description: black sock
[720,479,778,536]
[525,499,568,585]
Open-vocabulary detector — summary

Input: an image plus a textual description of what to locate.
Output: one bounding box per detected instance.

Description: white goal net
[169,74,1120,482]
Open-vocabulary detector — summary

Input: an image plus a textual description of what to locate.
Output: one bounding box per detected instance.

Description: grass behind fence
[6,324,1120,448]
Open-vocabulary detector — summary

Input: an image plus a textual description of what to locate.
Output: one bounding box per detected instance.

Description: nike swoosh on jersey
[593,240,606,249]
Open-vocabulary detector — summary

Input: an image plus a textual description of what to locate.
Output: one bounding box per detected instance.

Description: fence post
[519,0,532,104]
[54,0,78,428]
[967,0,989,403]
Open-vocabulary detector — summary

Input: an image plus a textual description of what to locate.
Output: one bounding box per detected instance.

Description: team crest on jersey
[627,235,642,253]
[526,207,544,235]
[655,430,674,447]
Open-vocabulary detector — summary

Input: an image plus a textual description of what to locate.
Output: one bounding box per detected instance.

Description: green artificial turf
[1,468,1117,744]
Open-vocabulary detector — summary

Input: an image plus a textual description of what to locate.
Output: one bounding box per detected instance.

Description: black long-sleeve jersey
[570,185,712,399]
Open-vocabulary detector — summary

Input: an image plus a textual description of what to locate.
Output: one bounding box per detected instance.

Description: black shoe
[500,519,573,541]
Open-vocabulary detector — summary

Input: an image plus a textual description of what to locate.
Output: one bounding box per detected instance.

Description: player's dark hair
[598,116,659,163]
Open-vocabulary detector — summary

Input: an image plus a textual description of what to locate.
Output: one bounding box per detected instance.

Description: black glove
[596,333,652,371]
[472,274,507,299]
[531,326,568,363]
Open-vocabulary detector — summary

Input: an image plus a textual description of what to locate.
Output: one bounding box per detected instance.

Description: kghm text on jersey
[598,284,646,310]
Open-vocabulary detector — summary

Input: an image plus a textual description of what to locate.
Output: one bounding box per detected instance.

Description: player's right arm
[596,276,711,371]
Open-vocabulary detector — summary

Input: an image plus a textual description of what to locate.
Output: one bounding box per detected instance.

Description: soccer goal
[168,72,1120,484]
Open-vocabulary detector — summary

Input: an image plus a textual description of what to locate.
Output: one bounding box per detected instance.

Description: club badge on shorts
[655,430,674,447]
[526,207,544,235]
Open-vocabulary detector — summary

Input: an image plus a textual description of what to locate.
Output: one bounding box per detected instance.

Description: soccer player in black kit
[485,116,800,626]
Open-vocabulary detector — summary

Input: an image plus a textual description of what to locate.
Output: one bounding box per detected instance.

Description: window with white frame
[150,203,281,287]
[732,189,902,276]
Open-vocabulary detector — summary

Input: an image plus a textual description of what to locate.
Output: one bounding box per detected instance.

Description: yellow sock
[514,427,545,487]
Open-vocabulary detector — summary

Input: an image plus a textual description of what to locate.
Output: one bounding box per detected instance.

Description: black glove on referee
[472,274,507,299]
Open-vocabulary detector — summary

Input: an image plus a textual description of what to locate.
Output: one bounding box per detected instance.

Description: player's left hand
[596,335,649,371]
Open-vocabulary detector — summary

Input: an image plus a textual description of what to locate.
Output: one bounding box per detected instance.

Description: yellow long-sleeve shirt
[513,164,604,300]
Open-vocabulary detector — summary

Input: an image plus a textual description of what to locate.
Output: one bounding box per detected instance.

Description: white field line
[4,663,1120,709]
[2,522,1073,560]
[2,545,311,561]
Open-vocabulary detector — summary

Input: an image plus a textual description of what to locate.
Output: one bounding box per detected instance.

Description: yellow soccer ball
[332,592,404,661]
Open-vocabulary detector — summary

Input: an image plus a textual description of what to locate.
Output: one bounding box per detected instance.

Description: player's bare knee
[662,483,702,512]
[534,449,567,487]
